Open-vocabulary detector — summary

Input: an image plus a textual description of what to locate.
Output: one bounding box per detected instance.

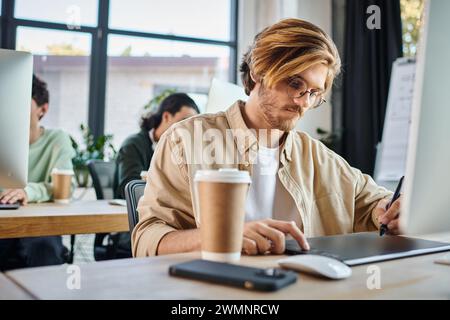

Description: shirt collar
[224,100,294,162]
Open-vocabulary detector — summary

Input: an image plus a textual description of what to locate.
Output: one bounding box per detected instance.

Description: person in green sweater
[109,93,199,258]
[0,75,75,269]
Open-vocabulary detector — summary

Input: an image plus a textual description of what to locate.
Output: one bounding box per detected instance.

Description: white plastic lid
[194,168,251,184]
[51,168,74,175]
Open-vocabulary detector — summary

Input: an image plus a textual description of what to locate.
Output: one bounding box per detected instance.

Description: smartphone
[169,259,297,292]
[0,202,20,210]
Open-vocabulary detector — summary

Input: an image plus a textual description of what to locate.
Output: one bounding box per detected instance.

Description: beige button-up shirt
[132,101,392,257]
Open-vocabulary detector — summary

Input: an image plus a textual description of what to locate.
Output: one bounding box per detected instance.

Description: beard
[258,85,304,132]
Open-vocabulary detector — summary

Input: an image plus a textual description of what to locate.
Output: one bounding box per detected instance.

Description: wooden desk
[0,200,129,239]
[0,273,33,300]
[6,233,450,300]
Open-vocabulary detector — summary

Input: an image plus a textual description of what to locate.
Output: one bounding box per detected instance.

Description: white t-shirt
[244,146,302,229]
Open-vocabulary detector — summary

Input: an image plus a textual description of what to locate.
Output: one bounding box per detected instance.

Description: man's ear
[39,103,49,120]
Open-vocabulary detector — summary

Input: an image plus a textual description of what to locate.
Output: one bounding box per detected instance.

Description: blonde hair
[240,18,341,95]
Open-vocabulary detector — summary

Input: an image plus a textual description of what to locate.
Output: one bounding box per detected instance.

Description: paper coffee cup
[52,168,74,204]
[194,168,251,263]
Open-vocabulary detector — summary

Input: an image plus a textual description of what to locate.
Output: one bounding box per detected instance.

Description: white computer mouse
[277,255,352,280]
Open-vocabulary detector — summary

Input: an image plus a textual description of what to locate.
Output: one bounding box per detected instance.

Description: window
[109,0,231,41]
[105,34,230,146]
[15,0,98,27]
[1,0,237,148]
[401,0,425,57]
[16,27,92,142]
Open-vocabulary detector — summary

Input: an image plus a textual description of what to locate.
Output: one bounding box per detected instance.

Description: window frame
[0,0,239,138]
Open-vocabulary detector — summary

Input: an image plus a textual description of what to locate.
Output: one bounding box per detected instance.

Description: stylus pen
[380,176,404,236]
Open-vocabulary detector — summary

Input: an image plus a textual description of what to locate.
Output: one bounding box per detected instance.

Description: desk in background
[5,233,450,300]
[0,200,129,239]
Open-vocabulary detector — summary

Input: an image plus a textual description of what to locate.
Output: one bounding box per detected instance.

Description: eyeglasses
[286,77,326,109]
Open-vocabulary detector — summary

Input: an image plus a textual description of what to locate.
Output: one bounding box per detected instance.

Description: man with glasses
[132,19,400,257]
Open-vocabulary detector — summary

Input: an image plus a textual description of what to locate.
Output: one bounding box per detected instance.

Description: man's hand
[242,219,309,255]
[373,196,402,235]
[0,189,28,205]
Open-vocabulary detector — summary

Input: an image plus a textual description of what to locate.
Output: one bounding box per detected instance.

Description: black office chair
[87,160,115,200]
[87,160,131,260]
[124,180,146,231]
[0,239,70,271]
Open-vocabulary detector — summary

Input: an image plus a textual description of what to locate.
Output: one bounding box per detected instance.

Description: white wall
[238,0,333,139]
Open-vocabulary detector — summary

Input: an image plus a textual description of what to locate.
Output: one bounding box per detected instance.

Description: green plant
[70,124,117,187]
[401,0,425,57]
[143,88,177,111]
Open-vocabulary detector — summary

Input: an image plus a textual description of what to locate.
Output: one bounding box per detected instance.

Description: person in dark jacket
[110,93,199,258]
[113,93,200,199]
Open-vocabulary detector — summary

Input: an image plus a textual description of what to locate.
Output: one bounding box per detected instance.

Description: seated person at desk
[111,93,199,255]
[113,93,200,198]
[0,75,75,269]
[132,19,401,257]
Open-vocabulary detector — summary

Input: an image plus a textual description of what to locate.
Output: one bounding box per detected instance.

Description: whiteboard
[374,58,416,183]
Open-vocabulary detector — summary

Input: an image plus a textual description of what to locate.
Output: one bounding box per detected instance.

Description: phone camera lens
[258,268,284,278]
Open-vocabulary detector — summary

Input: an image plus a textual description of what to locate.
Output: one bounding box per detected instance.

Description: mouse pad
[285,232,450,266]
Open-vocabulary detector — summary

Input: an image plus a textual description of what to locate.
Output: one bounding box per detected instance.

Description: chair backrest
[124,180,146,231]
[87,160,116,200]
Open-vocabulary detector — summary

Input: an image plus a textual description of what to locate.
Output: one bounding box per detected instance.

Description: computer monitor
[0,49,33,189]
[401,0,450,235]
[205,78,248,114]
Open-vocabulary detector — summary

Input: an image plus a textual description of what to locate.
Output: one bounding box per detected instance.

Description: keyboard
[0,202,20,210]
